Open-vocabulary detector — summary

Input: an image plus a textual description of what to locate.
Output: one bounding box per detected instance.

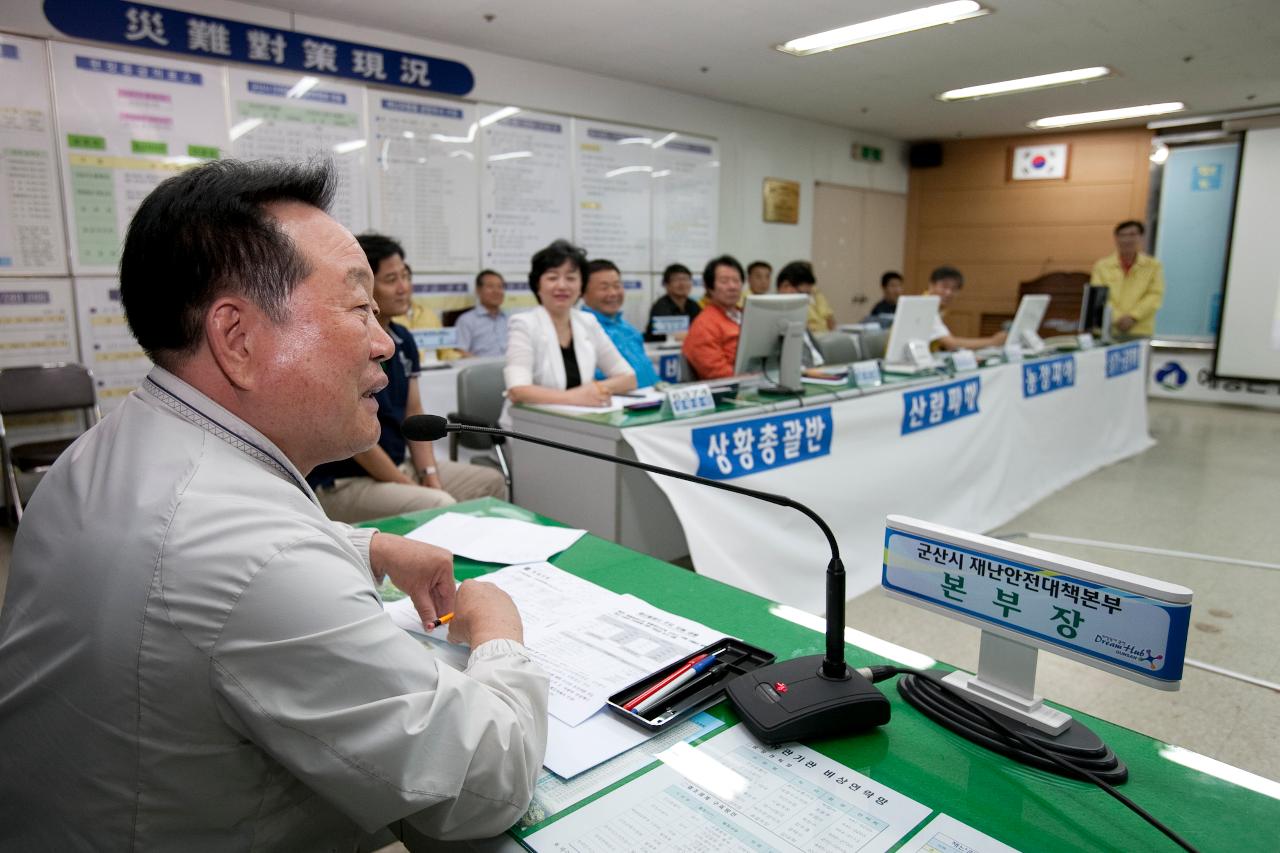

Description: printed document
[524,724,931,852]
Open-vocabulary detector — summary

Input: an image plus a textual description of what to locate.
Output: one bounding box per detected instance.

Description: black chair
[447,362,512,500]
[1,363,100,524]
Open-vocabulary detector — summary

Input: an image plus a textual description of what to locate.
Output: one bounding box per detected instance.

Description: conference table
[509,342,1153,613]
[366,498,1277,852]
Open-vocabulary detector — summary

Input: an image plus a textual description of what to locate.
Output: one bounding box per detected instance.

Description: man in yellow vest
[1091,220,1165,339]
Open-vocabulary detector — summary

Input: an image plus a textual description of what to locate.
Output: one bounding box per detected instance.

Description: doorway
[811,183,907,325]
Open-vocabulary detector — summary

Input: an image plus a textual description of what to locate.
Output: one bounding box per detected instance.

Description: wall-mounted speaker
[909,142,943,169]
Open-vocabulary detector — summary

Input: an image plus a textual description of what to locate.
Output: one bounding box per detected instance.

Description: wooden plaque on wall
[763,178,800,224]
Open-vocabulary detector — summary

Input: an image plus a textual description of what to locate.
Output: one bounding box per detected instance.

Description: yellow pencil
[434,612,454,627]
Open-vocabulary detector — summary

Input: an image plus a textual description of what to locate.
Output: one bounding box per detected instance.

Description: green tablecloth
[366,498,1276,852]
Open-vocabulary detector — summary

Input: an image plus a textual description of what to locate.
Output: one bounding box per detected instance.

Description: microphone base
[725,655,890,745]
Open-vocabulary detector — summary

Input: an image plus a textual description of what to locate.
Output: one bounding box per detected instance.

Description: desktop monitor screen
[883,295,941,364]
[1007,294,1051,350]
[733,294,810,385]
[1080,285,1109,333]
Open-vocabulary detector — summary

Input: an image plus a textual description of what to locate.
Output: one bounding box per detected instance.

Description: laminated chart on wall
[228,68,368,235]
[479,105,572,271]
[0,35,67,276]
[369,92,479,272]
[619,273,655,331]
[572,119,654,271]
[651,133,719,272]
[49,43,228,275]
[0,279,81,444]
[74,277,151,414]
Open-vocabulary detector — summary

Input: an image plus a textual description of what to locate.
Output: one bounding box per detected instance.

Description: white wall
[4,0,907,273]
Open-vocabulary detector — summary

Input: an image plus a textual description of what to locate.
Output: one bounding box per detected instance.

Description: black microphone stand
[404,415,890,744]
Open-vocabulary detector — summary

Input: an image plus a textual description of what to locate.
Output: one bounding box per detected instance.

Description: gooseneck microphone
[403,413,890,744]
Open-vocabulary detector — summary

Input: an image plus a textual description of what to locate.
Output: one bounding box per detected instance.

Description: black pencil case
[606,637,775,732]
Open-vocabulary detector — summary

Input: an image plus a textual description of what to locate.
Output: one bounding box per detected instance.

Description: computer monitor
[883,295,941,369]
[1007,294,1051,353]
[1079,284,1110,338]
[733,294,809,393]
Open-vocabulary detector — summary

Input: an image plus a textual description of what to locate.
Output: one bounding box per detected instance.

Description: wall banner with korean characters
[882,522,1190,684]
[42,0,474,96]
[622,345,1153,615]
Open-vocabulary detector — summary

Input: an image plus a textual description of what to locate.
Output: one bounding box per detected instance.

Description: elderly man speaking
[0,160,548,849]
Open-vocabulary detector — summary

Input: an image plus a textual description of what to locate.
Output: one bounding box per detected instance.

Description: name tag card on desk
[412,327,459,350]
[650,315,690,336]
[852,359,882,388]
[950,350,979,372]
[881,515,1192,734]
[667,384,715,419]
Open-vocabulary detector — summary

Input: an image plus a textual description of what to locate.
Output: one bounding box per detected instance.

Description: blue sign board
[692,407,833,480]
[1105,343,1142,378]
[901,377,980,435]
[44,0,474,96]
[1021,354,1076,398]
[412,281,470,295]
[882,527,1189,683]
[658,353,681,383]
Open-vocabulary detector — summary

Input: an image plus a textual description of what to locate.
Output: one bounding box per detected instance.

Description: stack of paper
[405,513,587,564]
[384,562,725,778]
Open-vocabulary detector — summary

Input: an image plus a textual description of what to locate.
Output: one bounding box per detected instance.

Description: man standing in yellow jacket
[1091,220,1165,338]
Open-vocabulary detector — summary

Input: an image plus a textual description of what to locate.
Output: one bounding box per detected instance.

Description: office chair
[856,327,889,360]
[0,363,100,524]
[447,361,513,500]
[815,332,862,364]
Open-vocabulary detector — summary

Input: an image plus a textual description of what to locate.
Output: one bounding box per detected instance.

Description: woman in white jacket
[504,240,636,407]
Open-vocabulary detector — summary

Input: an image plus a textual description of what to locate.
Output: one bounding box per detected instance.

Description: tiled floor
[846,398,1280,782]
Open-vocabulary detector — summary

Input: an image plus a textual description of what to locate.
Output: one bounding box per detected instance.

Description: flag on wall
[1011,143,1069,180]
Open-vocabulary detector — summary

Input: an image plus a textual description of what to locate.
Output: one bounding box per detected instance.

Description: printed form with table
[385,512,1023,853]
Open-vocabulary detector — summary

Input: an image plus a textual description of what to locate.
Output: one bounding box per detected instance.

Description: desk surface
[366,498,1276,852]
[516,348,1077,430]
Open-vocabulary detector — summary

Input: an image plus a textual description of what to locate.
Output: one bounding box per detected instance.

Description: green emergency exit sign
[852,144,883,163]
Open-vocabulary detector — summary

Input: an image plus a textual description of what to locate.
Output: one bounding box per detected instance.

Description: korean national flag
[1012,143,1068,180]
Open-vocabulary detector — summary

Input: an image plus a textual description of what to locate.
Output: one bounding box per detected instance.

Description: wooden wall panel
[905,128,1152,335]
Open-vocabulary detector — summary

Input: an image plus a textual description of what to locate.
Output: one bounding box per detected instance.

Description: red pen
[624,654,708,711]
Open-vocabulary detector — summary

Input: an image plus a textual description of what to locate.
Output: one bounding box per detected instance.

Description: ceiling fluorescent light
[487,150,533,162]
[938,66,1112,102]
[286,76,319,99]
[778,1,989,56]
[1030,102,1185,129]
[332,139,367,154]
[478,106,521,128]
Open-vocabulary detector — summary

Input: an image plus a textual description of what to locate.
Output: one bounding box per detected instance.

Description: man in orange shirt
[682,255,745,379]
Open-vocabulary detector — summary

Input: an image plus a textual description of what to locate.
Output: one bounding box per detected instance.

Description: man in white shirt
[926,265,1008,351]
[0,159,548,850]
[455,268,510,357]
